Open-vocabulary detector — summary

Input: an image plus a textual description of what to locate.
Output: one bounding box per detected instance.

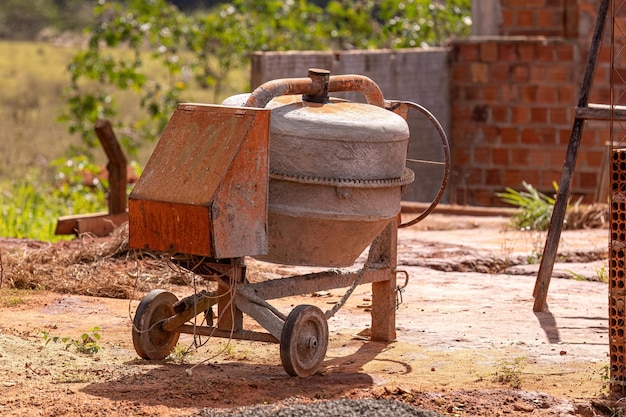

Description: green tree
[379,0,471,48]
[234,0,328,51]
[324,0,382,49]
[62,0,203,154]
[61,0,470,155]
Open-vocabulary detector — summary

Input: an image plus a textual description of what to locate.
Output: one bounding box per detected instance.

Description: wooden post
[55,119,129,236]
[533,0,609,312]
[94,119,127,215]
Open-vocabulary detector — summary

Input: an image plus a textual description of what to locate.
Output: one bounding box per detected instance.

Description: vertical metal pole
[533,0,610,312]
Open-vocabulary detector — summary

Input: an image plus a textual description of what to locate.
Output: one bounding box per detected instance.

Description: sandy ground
[0,214,616,416]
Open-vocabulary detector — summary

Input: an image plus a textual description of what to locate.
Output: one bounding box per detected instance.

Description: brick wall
[449,0,611,206]
[499,0,579,38]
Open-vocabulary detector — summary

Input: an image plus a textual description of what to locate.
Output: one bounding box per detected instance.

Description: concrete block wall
[250,49,451,204]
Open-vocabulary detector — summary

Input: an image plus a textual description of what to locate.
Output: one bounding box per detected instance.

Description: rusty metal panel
[129,200,212,254]
[129,103,270,258]
[131,104,259,204]
[212,110,270,257]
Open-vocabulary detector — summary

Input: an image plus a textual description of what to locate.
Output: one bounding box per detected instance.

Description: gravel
[196,398,442,417]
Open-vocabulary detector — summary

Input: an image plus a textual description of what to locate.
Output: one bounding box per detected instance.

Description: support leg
[216,260,244,332]
[370,218,398,342]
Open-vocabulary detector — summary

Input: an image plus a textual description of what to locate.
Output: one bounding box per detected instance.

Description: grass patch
[492,357,526,389]
[0,288,35,307]
[167,343,196,364]
[0,156,108,242]
[498,182,608,231]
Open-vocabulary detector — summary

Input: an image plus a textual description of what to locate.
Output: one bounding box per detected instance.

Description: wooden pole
[533,0,609,312]
[94,119,127,215]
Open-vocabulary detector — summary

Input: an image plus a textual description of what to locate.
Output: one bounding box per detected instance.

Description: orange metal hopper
[128,103,271,258]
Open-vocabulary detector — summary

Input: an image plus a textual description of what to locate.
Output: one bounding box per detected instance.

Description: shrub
[497,182,556,231]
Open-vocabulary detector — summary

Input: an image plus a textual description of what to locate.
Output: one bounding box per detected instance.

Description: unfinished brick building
[450,0,613,206]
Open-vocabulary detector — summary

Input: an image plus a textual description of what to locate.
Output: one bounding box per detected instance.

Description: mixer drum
[224,94,412,267]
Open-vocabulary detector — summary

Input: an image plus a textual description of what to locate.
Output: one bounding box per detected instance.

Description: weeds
[167,343,194,364]
[526,252,542,264]
[600,364,612,393]
[498,181,603,232]
[492,357,526,389]
[497,182,556,231]
[564,266,608,282]
[41,326,102,354]
[0,289,32,307]
[567,270,585,281]
[0,156,107,242]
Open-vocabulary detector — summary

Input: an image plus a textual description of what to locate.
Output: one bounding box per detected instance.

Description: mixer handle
[244,68,385,108]
[327,74,385,107]
[388,100,451,228]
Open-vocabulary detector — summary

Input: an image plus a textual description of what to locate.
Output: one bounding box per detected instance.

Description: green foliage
[167,343,195,364]
[61,0,184,154]
[492,357,526,389]
[62,0,255,155]
[63,0,471,155]
[0,289,31,307]
[235,0,329,51]
[41,326,102,354]
[379,0,471,48]
[324,1,381,49]
[0,177,59,240]
[323,0,471,50]
[0,157,107,241]
[50,156,108,214]
[526,250,542,265]
[497,182,557,231]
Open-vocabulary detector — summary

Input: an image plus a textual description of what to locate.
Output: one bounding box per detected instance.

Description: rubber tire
[280,304,329,377]
[132,289,180,360]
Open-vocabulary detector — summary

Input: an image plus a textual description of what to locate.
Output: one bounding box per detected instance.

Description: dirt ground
[0,213,618,416]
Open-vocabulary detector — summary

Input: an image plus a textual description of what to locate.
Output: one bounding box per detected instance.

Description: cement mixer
[128,69,449,377]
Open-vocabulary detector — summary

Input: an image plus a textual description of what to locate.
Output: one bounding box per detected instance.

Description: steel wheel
[132,289,180,360]
[280,304,328,377]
